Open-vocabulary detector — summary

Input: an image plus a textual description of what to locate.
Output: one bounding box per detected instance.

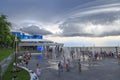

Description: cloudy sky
[1,0,120,46]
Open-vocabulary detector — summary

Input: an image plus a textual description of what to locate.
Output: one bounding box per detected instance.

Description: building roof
[19,42,64,46]
[21,39,53,43]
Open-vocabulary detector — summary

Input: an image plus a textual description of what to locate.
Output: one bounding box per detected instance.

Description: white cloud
[20,25,52,35]
[44,36,120,47]
[45,23,62,34]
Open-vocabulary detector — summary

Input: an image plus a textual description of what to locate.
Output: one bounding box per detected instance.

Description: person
[70,50,74,59]
[12,75,18,80]
[25,59,29,68]
[88,54,91,67]
[78,59,81,72]
[66,59,70,72]
[118,54,120,64]
[36,63,41,77]
[94,53,98,60]
[58,61,63,76]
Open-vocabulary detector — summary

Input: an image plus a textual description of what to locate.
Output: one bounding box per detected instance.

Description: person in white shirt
[36,63,41,77]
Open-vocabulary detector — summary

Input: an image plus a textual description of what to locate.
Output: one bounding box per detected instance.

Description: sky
[0,0,120,47]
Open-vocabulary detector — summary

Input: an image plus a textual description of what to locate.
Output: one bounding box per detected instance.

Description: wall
[0,53,15,76]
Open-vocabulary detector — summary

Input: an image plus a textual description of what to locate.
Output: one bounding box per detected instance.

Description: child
[66,59,70,72]
[36,63,41,77]
[58,61,63,76]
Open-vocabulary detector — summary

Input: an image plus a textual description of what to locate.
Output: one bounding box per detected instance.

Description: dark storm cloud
[59,1,120,37]
[100,31,120,37]
[1,0,120,37]
[74,11,120,25]
[20,25,52,35]
[0,0,92,23]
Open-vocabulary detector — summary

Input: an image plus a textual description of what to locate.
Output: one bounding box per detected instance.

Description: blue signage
[37,46,44,51]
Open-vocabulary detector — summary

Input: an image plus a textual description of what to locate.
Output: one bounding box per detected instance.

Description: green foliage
[0,48,14,61]
[0,14,16,48]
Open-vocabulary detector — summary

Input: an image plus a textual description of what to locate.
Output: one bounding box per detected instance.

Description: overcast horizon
[1,0,120,47]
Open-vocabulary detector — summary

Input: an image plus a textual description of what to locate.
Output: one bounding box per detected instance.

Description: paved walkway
[28,55,120,80]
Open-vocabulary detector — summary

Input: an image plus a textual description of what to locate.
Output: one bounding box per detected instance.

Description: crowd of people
[16,48,120,79]
[17,53,42,80]
[93,51,116,60]
[57,58,82,76]
[18,53,31,68]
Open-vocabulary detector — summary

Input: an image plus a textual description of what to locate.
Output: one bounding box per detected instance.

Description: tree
[0,14,14,48]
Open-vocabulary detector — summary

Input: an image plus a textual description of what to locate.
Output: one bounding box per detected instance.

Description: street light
[15,34,18,66]
[12,34,18,80]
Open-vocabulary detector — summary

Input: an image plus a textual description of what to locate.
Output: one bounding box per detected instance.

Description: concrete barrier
[18,65,38,80]
[0,52,38,80]
[0,53,15,75]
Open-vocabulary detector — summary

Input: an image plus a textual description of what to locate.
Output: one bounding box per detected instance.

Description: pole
[0,64,2,80]
[13,35,18,80]
[83,45,85,61]
[115,47,118,56]
[15,35,17,66]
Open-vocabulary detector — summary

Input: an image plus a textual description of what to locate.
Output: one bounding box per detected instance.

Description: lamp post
[13,35,18,80]
[15,35,18,66]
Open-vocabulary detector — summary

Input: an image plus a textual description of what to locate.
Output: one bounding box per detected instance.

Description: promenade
[28,55,120,80]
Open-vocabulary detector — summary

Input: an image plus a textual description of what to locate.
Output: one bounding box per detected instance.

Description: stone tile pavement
[27,55,120,80]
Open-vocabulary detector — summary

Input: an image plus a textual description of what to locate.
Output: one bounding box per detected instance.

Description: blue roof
[11,32,43,40]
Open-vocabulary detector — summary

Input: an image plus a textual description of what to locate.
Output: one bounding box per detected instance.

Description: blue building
[11,31,63,53]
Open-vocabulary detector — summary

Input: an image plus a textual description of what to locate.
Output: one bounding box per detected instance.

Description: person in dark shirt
[78,59,81,72]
